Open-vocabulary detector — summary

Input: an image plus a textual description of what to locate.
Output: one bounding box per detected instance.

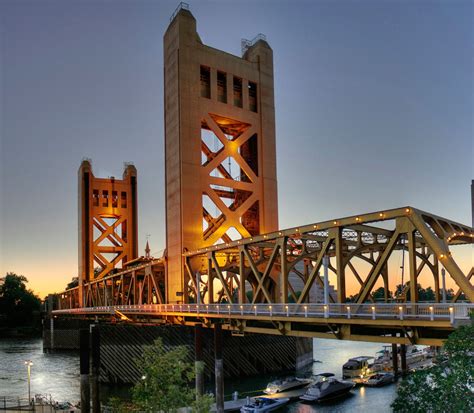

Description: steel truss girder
[57,259,165,310]
[184,207,474,304]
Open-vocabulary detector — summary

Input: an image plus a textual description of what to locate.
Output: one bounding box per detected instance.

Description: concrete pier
[392,343,398,376]
[214,324,224,413]
[90,325,100,413]
[79,329,90,413]
[400,344,408,375]
[195,324,204,397]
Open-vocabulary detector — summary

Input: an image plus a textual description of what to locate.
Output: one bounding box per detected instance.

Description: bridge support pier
[400,344,408,376]
[195,324,204,397]
[214,324,224,413]
[90,325,101,413]
[391,343,398,376]
[80,329,90,413]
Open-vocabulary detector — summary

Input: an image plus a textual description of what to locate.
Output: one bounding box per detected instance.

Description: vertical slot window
[233,76,242,107]
[112,191,118,208]
[217,71,227,103]
[249,82,257,112]
[121,192,127,208]
[93,190,99,207]
[200,66,210,98]
[102,190,109,207]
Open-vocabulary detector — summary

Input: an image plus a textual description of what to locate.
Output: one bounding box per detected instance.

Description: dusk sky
[1,0,472,298]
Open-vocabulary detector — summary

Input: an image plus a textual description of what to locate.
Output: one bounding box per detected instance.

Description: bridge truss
[56,207,473,345]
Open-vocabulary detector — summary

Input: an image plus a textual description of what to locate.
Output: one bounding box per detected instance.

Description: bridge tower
[164,6,278,303]
[78,160,138,304]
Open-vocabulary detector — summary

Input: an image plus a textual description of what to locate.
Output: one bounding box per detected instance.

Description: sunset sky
[1,0,472,298]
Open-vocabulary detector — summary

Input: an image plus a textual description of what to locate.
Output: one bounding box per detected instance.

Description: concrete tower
[78,160,138,304]
[164,6,278,303]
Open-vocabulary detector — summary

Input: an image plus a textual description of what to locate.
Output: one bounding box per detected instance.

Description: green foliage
[392,324,474,413]
[394,283,446,302]
[120,338,214,413]
[371,286,392,301]
[0,273,41,328]
[190,394,214,413]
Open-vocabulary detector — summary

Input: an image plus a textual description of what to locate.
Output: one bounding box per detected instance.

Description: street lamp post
[24,361,33,405]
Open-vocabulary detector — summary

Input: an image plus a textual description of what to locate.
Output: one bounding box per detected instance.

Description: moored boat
[364,372,395,387]
[264,376,313,394]
[300,374,354,403]
[342,356,375,379]
[240,397,290,412]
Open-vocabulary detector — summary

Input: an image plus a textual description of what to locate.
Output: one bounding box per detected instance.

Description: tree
[129,338,213,412]
[371,286,392,301]
[0,273,41,328]
[391,324,474,412]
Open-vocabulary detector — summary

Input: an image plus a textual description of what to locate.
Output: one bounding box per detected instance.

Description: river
[0,338,397,411]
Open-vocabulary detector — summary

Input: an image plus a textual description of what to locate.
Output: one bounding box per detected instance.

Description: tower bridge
[48,4,473,406]
[55,205,474,346]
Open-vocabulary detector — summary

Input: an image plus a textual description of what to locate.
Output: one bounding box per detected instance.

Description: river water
[0,338,397,411]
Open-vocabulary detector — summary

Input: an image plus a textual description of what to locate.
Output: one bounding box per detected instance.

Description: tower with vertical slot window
[164,6,278,303]
[78,160,138,304]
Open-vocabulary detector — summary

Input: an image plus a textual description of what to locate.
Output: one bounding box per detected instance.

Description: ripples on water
[0,338,397,411]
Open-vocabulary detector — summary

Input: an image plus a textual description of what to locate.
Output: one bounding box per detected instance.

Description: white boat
[240,397,290,412]
[300,375,354,403]
[342,356,375,379]
[264,376,313,394]
[364,372,395,387]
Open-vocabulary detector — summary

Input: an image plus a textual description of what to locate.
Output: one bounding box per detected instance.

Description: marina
[1,337,401,412]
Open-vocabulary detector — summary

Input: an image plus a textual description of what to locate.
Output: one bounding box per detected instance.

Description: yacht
[240,397,290,412]
[264,376,313,394]
[364,372,395,387]
[300,374,354,403]
[342,356,376,379]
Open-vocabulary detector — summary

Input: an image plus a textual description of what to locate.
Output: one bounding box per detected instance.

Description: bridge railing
[53,302,473,324]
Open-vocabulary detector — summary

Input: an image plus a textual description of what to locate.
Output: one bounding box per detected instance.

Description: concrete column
[400,344,407,375]
[214,324,224,413]
[391,343,398,376]
[50,317,54,350]
[80,329,90,413]
[90,325,100,413]
[195,324,204,397]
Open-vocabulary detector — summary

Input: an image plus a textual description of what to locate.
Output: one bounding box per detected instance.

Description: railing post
[269,305,272,317]
[254,305,257,316]
[429,306,434,321]
[324,305,329,319]
[449,307,454,324]
[372,306,376,320]
[304,306,308,318]
[399,306,404,321]
[240,305,243,316]
[346,306,351,319]
[286,305,289,317]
